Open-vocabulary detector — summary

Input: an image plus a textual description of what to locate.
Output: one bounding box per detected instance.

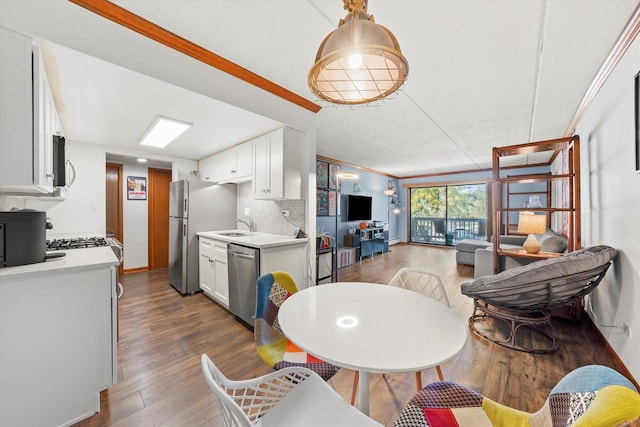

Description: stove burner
[46,237,108,251]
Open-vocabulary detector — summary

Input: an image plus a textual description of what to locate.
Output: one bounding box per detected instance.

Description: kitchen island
[0,246,119,427]
[197,230,308,325]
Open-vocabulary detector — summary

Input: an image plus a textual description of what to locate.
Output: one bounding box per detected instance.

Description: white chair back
[388,267,450,308]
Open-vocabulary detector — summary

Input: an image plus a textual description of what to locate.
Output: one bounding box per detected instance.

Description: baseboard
[123,266,149,274]
[389,238,401,246]
[582,308,639,390]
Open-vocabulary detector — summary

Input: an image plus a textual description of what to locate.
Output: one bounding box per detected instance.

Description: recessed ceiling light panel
[139,115,192,148]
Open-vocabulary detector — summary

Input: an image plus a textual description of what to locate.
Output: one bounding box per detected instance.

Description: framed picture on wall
[635,71,639,172]
[127,176,147,200]
[316,160,329,188]
[329,164,341,190]
[328,190,337,216]
[317,189,329,216]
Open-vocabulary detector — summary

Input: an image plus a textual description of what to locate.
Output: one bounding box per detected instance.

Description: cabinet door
[221,148,237,179]
[252,134,270,198]
[213,243,229,307]
[33,48,54,193]
[0,28,37,192]
[199,153,222,182]
[235,140,253,178]
[361,240,374,258]
[199,239,215,295]
[267,132,284,198]
[199,253,215,295]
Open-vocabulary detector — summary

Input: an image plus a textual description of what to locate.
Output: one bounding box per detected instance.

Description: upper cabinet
[221,140,252,182]
[0,27,63,194]
[199,152,222,183]
[198,140,252,183]
[253,127,305,200]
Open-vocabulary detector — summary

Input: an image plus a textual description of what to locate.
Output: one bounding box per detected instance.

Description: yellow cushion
[256,337,287,366]
[572,385,640,427]
[482,397,530,427]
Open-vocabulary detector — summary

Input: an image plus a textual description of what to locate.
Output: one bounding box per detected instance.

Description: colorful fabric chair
[254,271,339,381]
[393,365,640,427]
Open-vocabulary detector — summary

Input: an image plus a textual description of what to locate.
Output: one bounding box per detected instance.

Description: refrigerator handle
[183,223,187,237]
[184,199,188,217]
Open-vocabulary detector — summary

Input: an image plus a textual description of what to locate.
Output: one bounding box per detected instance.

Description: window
[409,184,487,246]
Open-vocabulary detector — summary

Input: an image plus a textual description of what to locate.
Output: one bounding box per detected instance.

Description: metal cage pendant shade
[308,0,409,105]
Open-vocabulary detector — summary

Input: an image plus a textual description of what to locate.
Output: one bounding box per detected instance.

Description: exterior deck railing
[410,217,486,246]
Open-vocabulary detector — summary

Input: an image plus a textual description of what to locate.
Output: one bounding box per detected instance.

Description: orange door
[148,168,172,269]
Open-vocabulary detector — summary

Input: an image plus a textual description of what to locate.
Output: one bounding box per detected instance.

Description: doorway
[106,162,123,274]
[148,168,172,269]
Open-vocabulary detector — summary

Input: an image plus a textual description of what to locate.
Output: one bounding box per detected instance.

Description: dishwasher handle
[229,251,256,261]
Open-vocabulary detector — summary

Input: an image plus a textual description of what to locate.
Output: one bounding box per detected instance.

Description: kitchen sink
[216,231,252,237]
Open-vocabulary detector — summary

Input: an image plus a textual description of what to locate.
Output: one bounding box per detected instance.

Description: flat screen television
[347,195,372,221]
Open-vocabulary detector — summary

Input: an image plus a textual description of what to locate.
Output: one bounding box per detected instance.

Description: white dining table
[277,282,467,416]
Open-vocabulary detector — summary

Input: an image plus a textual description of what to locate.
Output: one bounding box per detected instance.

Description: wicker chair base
[469,299,558,353]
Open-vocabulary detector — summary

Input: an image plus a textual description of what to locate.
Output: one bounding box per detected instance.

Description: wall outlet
[282,210,290,217]
[622,323,631,338]
[244,207,250,215]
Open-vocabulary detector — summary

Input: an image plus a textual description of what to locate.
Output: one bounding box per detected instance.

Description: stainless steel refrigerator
[169,179,237,294]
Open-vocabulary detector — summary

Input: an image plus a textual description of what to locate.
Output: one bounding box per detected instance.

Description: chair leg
[351,371,359,406]
[435,365,444,381]
[415,371,422,391]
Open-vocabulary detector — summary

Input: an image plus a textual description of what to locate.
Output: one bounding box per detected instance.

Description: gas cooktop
[46,237,108,251]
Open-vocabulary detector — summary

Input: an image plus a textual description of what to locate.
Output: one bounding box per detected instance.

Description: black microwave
[53,135,66,187]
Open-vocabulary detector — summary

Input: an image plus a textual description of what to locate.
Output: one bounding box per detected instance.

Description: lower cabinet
[199,237,229,307]
[0,252,117,427]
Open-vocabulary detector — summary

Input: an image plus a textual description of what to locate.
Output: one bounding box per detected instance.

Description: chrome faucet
[235,216,255,232]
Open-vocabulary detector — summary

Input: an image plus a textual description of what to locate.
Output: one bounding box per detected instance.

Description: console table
[343,226,389,261]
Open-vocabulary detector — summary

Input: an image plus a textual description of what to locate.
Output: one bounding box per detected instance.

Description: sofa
[455,230,568,278]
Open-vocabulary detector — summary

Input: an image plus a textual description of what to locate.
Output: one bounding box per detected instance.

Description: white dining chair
[351,267,450,404]
[201,354,382,427]
[389,267,449,387]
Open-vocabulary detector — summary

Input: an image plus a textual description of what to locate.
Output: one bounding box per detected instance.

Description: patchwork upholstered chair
[461,245,617,353]
[201,354,382,427]
[393,365,640,427]
[254,271,339,381]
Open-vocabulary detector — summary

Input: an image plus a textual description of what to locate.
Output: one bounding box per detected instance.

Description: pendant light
[308,0,409,105]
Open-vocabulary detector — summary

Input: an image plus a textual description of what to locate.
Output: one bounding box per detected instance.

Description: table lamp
[517,212,547,254]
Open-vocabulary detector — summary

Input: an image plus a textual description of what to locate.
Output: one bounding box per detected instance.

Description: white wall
[575,34,640,379]
[122,163,148,270]
[0,140,106,237]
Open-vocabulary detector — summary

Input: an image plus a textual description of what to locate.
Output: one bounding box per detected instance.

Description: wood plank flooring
[74,244,639,427]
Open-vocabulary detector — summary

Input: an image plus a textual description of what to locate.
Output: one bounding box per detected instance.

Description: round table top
[278,282,467,373]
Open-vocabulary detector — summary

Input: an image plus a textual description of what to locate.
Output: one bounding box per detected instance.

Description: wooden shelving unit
[491,136,581,274]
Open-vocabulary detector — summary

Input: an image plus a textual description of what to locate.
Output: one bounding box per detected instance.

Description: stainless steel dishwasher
[227,243,260,327]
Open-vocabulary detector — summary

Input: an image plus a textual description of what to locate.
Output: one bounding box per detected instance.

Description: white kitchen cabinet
[199,236,230,307]
[199,152,222,182]
[0,27,62,194]
[0,247,118,427]
[221,140,252,182]
[252,127,305,200]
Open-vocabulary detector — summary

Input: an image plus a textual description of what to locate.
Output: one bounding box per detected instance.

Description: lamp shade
[517,212,546,234]
[308,0,408,105]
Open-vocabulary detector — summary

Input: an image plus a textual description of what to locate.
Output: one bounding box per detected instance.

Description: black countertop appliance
[0,210,48,268]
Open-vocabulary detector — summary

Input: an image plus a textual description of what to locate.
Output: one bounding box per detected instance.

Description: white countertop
[197,230,309,249]
[0,246,119,278]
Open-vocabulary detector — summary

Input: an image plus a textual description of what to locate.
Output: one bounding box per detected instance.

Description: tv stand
[343,225,389,261]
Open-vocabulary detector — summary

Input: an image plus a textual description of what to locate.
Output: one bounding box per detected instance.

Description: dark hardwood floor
[74,244,639,426]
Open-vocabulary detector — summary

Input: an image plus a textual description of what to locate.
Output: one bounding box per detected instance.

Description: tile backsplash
[236,182,306,236]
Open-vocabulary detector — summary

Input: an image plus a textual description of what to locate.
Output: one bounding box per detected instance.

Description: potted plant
[316,228,334,249]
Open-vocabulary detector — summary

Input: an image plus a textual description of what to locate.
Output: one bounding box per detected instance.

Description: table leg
[357,370,370,415]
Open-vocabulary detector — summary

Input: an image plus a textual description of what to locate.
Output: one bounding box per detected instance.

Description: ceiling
[1,0,638,177]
